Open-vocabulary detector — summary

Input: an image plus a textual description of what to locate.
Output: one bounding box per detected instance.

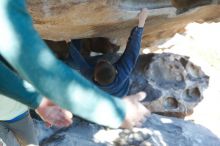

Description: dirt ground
[146,22,220,138]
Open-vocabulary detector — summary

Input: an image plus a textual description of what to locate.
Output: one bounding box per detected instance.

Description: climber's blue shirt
[66,27,144,97]
[0,0,128,128]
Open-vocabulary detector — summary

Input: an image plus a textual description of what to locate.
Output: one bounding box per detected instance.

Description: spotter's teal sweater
[0,0,126,128]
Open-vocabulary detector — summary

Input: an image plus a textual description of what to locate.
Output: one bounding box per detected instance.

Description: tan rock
[27,0,220,51]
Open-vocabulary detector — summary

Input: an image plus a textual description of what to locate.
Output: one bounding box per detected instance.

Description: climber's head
[93,60,117,85]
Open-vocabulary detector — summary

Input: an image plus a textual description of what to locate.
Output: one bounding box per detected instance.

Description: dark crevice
[164,97,179,109]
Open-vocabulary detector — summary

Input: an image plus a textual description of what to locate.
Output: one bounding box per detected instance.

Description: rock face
[27,0,220,50]
[129,53,209,117]
[36,114,220,146]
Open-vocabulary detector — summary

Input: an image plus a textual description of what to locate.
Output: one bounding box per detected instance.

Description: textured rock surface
[27,0,220,50]
[129,53,209,117]
[35,114,220,146]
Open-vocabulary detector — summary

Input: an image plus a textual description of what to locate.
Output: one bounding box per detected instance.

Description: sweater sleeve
[115,27,143,80]
[0,62,43,109]
[0,0,126,128]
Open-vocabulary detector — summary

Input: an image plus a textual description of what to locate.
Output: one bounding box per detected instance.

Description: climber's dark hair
[94,60,117,85]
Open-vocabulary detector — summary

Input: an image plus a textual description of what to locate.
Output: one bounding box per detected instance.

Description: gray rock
[129,53,209,118]
[36,114,220,146]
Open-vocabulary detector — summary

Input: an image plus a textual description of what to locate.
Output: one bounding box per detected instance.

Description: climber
[66,8,148,97]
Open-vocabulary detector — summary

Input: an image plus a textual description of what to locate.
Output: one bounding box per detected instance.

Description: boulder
[27,0,220,50]
[129,53,209,118]
[36,114,220,146]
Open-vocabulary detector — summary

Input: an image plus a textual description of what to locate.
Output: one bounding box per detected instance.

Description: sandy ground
[145,22,220,138]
